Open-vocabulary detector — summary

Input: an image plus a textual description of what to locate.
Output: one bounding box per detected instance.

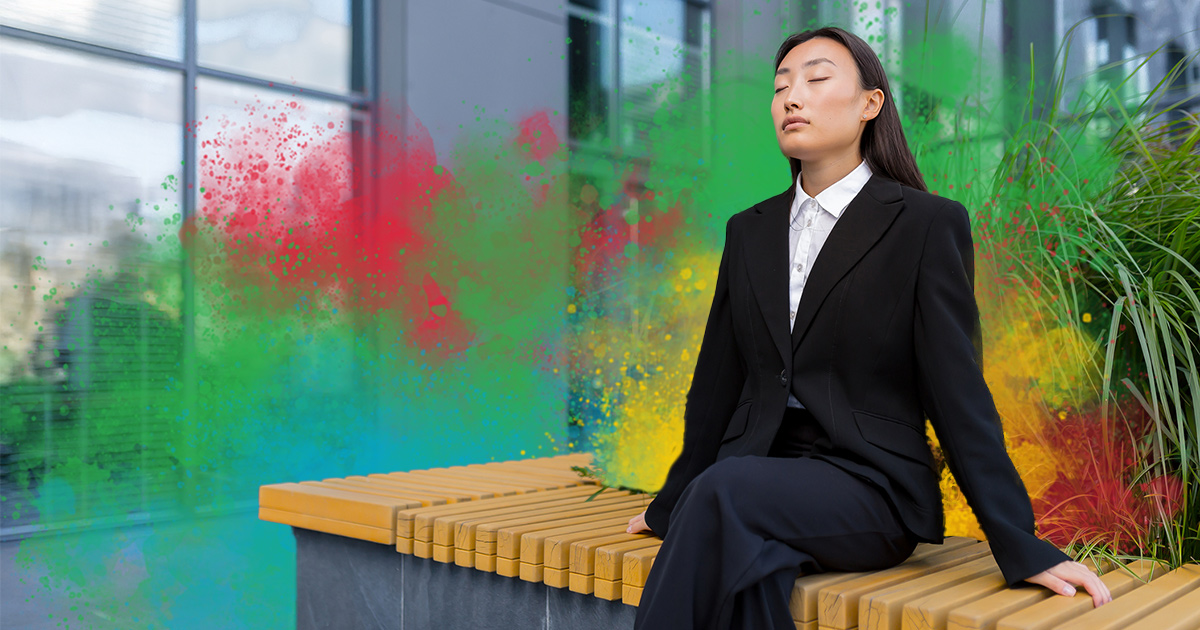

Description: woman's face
[772,37,882,164]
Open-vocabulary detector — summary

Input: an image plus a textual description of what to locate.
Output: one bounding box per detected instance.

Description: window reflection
[0,36,184,524]
[194,75,357,383]
[0,0,182,60]
[568,15,611,145]
[198,0,354,94]
[619,0,705,155]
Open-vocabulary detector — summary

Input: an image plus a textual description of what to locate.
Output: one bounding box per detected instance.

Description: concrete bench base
[295,527,638,630]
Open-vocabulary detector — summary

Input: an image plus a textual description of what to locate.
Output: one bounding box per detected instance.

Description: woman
[623,26,1112,630]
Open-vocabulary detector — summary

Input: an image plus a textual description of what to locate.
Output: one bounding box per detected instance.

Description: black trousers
[633,407,919,630]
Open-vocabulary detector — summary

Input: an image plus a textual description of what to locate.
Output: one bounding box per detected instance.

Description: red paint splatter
[179,98,570,358]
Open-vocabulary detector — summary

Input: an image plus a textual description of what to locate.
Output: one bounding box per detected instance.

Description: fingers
[1032,571,1077,597]
[1036,561,1112,608]
[1067,565,1112,608]
[627,511,650,534]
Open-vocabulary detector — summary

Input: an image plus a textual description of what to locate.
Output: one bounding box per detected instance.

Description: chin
[778,139,815,161]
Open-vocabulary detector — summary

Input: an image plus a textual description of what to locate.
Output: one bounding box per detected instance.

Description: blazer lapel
[790,173,904,351]
[742,189,793,368]
[743,173,905,367]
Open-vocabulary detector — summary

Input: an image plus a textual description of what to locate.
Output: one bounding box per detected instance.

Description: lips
[782,115,809,130]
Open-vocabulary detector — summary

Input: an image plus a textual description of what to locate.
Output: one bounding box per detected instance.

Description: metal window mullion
[182,0,198,515]
[41,386,51,519]
[196,66,369,106]
[368,0,381,441]
[0,27,366,107]
[349,0,378,434]
[610,0,621,154]
[0,24,186,71]
[701,7,712,165]
[885,0,903,116]
[140,282,149,515]
[566,4,614,28]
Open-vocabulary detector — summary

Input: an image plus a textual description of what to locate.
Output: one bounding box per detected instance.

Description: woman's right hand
[627,509,653,534]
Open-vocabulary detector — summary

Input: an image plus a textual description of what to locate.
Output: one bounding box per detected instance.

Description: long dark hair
[773,26,927,193]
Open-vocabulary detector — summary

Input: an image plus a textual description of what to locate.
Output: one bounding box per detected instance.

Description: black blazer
[642,172,1072,587]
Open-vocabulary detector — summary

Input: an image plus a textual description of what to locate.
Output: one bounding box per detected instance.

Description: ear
[863,88,885,120]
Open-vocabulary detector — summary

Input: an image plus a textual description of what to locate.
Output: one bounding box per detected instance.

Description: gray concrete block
[295,528,639,629]
[295,528,402,630]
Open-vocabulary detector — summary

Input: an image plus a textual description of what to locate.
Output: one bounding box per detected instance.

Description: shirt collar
[791,159,874,221]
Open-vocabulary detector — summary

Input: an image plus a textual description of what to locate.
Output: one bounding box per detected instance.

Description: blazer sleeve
[913,199,1073,587]
[643,216,748,539]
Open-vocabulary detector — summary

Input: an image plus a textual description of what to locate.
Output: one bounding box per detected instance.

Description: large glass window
[618,0,707,154]
[198,0,356,94]
[0,37,185,529]
[567,0,710,159]
[0,0,370,536]
[564,0,711,451]
[567,14,612,145]
[0,0,183,60]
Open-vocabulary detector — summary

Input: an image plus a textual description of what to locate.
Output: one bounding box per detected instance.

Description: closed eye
[777,78,826,92]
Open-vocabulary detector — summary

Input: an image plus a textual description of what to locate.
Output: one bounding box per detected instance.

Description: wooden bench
[260,453,1200,629]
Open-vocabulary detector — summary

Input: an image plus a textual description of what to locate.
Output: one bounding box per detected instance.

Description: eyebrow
[776,57,837,76]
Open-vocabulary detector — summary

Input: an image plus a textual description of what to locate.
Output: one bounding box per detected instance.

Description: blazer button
[779,369,788,387]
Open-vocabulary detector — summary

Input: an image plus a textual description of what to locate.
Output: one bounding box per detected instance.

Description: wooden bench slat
[1123,579,1200,630]
[506,511,643,563]
[900,571,1009,630]
[395,485,604,541]
[421,465,584,490]
[362,474,500,500]
[380,470,541,494]
[593,576,622,600]
[994,558,1172,630]
[447,491,637,550]
[622,545,662,588]
[526,524,633,578]
[1052,564,1200,630]
[567,536,661,600]
[259,507,392,544]
[544,565,570,588]
[569,572,597,595]
[260,482,416,530]
[299,481,443,507]
[481,500,646,556]
[623,583,644,606]
[318,478,466,504]
[551,530,646,572]
[942,556,1120,630]
[594,537,663,581]
[818,542,993,629]
[350,475,499,499]
[858,555,1000,630]
[412,465,583,489]
[791,538,979,623]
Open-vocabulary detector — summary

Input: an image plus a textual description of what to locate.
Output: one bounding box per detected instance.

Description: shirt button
[779,369,788,387]
[795,262,804,272]
[789,310,796,320]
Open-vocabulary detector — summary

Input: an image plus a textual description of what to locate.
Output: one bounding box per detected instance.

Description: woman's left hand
[1023,560,1112,607]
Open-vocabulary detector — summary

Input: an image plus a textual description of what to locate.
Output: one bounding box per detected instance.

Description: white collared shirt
[788,159,873,331]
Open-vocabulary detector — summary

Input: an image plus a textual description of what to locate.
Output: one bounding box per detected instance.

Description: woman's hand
[1024,560,1112,607]
[627,509,653,534]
